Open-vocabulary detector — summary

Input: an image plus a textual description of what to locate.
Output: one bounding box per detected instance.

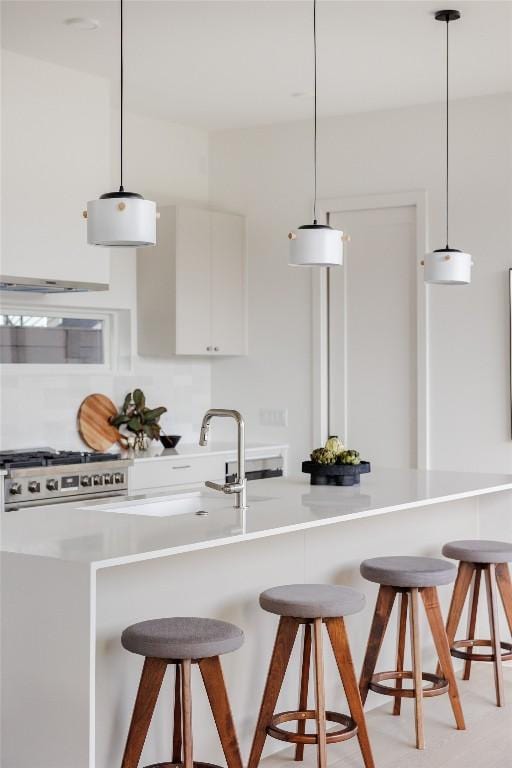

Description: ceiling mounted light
[288,0,343,267]
[83,0,156,247]
[423,9,472,285]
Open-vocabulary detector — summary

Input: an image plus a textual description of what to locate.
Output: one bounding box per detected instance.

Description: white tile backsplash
[0,361,211,451]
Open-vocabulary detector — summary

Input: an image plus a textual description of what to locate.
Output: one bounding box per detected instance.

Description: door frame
[311,190,430,469]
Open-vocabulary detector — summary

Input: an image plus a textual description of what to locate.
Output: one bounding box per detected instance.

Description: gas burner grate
[1,458,46,469]
[0,449,123,469]
[86,452,122,463]
[0,451,55,469]
[46,453,88,466]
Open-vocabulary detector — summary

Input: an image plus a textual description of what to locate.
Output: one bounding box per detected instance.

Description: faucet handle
[205,480,227,493]
[205,480,245,495]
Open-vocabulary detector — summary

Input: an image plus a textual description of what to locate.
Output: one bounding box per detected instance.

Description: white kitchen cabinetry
[129,454,225,494]
[1,52,110,288]
[137,206,247,356]
[128,444,288,495]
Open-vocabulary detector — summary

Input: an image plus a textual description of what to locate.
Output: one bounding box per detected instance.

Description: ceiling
[2,1,511,130]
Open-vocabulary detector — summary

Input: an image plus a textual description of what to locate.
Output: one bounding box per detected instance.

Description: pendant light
[83,0,156,247]
[423,9,472,285]
[289,0,343,267]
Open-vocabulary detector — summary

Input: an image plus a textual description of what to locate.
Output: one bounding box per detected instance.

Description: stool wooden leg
[182,659,193,768]
[485,564,505,707]
[247,617,300,768]
[121,657,167,768]
[295,623,312,761]
[422,587,465,732]
[436,561,474,677]
[393,592,408,716]
[313,618,327,768]
[172,664,182,763]
[496,562,512,635]
[409,588,424,750]
[359,585,396,705]
[199,656,243,768]
[326,618,375,768]
[463,567,482,681]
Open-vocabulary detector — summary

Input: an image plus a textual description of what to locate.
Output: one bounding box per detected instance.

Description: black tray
[302,460,371,486]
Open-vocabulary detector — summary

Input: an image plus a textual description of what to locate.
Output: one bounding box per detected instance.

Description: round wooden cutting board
[77,393,123,451]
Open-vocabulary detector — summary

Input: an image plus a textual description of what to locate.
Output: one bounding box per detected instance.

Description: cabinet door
[175,207,212,354]
[2,51,110,286]
[129,454,226,493]
[210,212,247,355]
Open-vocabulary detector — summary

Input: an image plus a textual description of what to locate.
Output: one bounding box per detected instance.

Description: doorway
[313,192,428,468]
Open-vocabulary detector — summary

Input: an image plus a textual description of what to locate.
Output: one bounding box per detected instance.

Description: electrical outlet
[259,408,288,427]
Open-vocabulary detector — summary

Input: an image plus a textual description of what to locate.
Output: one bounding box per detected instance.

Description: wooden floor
[261,665,512,768]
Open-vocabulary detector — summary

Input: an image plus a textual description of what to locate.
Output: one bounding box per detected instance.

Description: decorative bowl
[302,460,371,486]
[160,434,182,449]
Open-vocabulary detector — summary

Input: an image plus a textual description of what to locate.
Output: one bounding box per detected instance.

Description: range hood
[0,276,109,294]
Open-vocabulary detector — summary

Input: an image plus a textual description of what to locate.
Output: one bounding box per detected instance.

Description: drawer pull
[172,464,191,470]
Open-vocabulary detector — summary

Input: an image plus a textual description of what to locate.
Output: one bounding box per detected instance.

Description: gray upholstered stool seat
[259,583,365,618]
[443,539,512,564]
[120,617,244,768]
[359,556,465,749]
[360,556,456,588]
[121,616,244,659]
[250,583,374,768]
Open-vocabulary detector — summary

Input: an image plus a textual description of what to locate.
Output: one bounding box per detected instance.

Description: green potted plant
[110,389,167,451]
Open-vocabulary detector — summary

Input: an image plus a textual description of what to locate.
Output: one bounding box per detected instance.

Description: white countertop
[125,442,287,462]
[2,468,511,569]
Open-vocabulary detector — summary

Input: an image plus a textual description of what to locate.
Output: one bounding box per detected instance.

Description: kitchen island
[2,468,512,768]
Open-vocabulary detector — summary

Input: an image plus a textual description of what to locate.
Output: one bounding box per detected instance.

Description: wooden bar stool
[359,556,465,750]
[120,617,244,768]
[441,539,512,707]
[248,583,375,768]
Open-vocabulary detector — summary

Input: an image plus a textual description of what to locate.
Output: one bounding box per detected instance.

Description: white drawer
[129,454,226,492]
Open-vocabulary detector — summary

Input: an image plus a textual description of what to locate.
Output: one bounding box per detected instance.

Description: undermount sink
[88,492,232,518]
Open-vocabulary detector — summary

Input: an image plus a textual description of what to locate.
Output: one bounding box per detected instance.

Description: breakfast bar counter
[2,468,512,567]
[2,468,512,768]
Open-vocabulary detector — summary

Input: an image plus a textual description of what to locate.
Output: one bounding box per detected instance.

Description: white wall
[209,93,512,474]
[2,49,511,470]
[0,51,211,449]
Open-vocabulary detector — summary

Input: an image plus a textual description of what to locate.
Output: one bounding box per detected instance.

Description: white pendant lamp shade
[423,248,472,285]
[424,9,472,285]
[84,0,156,248]
[86,193,156,247]
[288,1,342,269]
[289,224,343,267]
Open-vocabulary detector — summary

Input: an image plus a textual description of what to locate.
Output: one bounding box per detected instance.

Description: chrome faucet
[199,408,247,510]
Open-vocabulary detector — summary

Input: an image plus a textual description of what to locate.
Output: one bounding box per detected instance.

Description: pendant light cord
[313,0,317,224]
[119,0,124,193]
[445,16,449,248]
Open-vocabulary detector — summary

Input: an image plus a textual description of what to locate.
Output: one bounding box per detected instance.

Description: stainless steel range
[1,448,132,511]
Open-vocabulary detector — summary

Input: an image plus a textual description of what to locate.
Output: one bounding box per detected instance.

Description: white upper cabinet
[210,211,246,355]
[1,52,110,288]
[175,207,212,354]
[137,206,247,357]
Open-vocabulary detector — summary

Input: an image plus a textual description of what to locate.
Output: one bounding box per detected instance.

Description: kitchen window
[0,313,107,365]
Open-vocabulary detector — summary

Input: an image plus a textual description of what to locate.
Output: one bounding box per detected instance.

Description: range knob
[93,474,103,486]
[28,481,41,493]
[81,475,92,487]
[114,472,125,484]
[9,482,22,495]
[46,479,58,491]
[103,473,113,485]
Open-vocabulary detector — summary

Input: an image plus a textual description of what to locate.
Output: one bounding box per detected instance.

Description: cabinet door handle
[214,346,220,352]
[172,465,191,470]
[206,346,212,351]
